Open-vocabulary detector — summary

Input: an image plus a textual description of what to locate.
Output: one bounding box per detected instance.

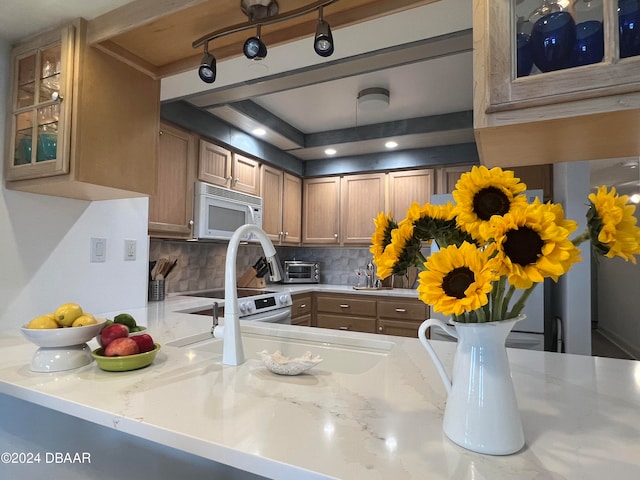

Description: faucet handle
[211,302,220,335]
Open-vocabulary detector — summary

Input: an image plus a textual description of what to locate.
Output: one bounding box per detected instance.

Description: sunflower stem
[501,285,516,320]
[509,283,539,317]
[475,307,487,323]
[492,276,506,321]
[571,230,590,247]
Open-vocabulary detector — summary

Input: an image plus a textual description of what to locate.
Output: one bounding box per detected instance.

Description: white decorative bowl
[258,350,323,376]
[30,344,94,373]
[20,318,108,348]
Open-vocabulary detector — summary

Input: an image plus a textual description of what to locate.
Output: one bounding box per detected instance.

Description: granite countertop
[1,287,639,479]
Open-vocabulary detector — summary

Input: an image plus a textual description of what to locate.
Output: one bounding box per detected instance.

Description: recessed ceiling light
[385,141,398,149]
[631,193,640,204]
[252,128,266,136]
[325,148,337,156]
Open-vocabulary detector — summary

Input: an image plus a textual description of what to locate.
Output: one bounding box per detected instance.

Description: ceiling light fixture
[198,42,216,83]
[193,0,338,83]
[252,127,266,136]
[314,6,334,57]
[243,25,268,60]
[357,87,390,111]
[325,148,337,156]
[385,141,398,149]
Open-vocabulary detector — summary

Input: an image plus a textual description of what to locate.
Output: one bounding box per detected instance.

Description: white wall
[0,38,149,330]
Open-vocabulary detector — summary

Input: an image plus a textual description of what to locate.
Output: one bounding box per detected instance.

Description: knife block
[236,267,266,288]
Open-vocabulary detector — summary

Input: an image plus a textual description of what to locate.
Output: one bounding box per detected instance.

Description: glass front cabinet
[6,26,74,181]
[473,0,640,167]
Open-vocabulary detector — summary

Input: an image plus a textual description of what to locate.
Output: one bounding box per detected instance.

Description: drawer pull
[395,308,407,313]
[378,326,383,332]
[339,304,350,308]
[299,304,307,308]
[339,326,350,330]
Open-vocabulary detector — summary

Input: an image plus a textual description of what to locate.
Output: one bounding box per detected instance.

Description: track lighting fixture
[243,25,268,60]
[314,6,334,57]
[198,43,216,83]
[194,0,338,84]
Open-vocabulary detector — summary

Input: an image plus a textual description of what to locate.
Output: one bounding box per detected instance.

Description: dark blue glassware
[567,20,604,67]
[530,11,576,72]
[516,33,534,77]
[619,0,640,58]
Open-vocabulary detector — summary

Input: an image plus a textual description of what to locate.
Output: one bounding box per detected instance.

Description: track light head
[243,36,268,60]
[198,50,216,83]
[314,16,334,57]
[244,24,268,60]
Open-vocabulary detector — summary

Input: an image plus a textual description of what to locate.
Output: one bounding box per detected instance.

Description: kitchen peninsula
[0,293,639,480]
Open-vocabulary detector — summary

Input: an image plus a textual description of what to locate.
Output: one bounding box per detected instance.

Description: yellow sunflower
[483,200,581,289]
[587,186,640,263]
[417,241,498,317]
[452,166,528,242]
[370,212,397,261]
[374,222,418,280]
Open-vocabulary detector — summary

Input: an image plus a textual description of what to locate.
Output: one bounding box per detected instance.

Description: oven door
[243,307,292,324]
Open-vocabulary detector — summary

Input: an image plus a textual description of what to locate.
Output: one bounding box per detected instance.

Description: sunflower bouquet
[370,166,640,323]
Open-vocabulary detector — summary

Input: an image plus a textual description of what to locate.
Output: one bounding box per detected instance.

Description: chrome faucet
[212,224,281,366]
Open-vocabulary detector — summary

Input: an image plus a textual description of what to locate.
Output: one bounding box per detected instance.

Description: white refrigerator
[427,191,546,351]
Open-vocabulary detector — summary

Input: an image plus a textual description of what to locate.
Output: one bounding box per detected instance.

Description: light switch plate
[90,237,107,263]
[124,239,136,261]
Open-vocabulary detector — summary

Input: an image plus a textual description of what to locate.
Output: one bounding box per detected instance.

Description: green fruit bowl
[91,343,160,372]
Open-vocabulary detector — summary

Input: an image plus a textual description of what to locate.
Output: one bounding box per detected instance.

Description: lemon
[54,303,83,327]
[27,315,59,329]
[72,313,97,327]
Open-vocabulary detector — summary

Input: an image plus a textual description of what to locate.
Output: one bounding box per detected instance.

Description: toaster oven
[283,261,320,284]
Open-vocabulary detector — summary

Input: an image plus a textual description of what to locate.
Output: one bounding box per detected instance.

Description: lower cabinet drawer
[315,295,377,316]
[316,313,376,333]
[292,314,312,327]
[378,300,427,320]
[377,319,425,338]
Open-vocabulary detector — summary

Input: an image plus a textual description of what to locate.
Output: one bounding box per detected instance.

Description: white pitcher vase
[418,315,526,455]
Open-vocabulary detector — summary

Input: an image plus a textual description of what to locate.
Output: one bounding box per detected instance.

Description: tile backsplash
[149,240,378,293]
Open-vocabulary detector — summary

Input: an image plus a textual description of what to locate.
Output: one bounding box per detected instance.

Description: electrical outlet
[124,239,136,261]
[90,238,107,263]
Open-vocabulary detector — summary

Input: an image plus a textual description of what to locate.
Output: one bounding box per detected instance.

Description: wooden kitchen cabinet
[340,173,386,244]
[302,176,341,244]
[303,173,384,246]
[377,298,428,338]
[474,0,640,168]
[388,169,434,218]
[260,165,302,244]
[291,293,312,327]
[315,293,377,333]
[148,122,197,239]
[4,20,159,200]
[198,139,260,196]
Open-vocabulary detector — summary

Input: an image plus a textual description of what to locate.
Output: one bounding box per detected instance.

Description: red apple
[104,337,140,357]
[99,323,129,348]
[131,334,155,353]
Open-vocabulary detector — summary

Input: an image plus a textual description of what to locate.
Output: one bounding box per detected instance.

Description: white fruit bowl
[20,318,108,373]
[20,318,108,348]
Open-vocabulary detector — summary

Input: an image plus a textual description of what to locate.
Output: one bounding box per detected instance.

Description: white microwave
[193,181,262,241]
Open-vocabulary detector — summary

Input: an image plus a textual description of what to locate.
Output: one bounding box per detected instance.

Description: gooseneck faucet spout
[212,224,280,366]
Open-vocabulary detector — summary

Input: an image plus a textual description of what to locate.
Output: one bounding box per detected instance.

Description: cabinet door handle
[395,308,407,313]
[339,326,350,330]
[234,177,240,185]
[339,304,350,308]
[299,304,307,308]
[378,326,384,333]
